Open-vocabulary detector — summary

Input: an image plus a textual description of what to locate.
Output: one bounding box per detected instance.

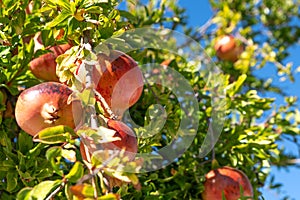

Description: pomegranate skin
[106,119,138,158]
[29,43,72,81]
[95,51,144,117]
[214,35,244,62]
[202,166,253,200]
[15,82,82,136]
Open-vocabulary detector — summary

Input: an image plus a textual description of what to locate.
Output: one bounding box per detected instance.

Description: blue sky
[178,0,300,199]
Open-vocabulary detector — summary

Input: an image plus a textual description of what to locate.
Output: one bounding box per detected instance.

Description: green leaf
[0,160,15,172]
[46,10,72,28]
[65,162,84,183]
[30,180,62,200]
[46,146,64,176]
[97,193,119,200]
[0,128,13,151]
[40,29,56,47]
[6,172,18,192]
[67,17,81,36]
[89,0,108,3]
[44,0,71,10]
[126,173,139,185]
[226,74,247,97]
[108,9,120,20]
[18,131,33,155]
[46,147,62,161]
[85,5,103,14]
[33,125,76,144]
[104,169,132,183]
[61,148,77,162]
[119,10,137,23]
[16,188,32,200]
[77,88,96,106]
[70,1,76,14]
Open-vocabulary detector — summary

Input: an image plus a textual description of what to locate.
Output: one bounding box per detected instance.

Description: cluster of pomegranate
[14,24,253,197]
[15,36,143,162]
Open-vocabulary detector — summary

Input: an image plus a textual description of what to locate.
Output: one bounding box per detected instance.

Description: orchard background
[1,0,300,199]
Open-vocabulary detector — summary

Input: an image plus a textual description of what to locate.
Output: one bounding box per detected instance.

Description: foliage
[0,0,300,199]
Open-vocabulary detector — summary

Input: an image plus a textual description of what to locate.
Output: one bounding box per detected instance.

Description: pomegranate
[214,35,244,62]
[105,119,138,156]
[80,120,138,161]
[95,51,144,117]
[202,166,253,200]
[30,43,72,82]
[15,82,83,136]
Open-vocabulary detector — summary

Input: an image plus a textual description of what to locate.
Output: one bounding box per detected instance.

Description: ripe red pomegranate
[95,51,144,117]
[105,119,138,156]
[202,166,253,200]
[15,82,83,136]
[29,43,72,82]
[214,35,244,62]
[80,119,138,161]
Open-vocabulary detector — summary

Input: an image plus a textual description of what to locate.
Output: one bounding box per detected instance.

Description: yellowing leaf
[97,193,120,200]
[31,180,62,200]
[33,125,76,144]
[62,149,77,162]
[70,184,95,198]
[65,162,84,183]
[226,74,247,97]
[16,188,32,200]
[74,9,85,21]
[46,11,72,28]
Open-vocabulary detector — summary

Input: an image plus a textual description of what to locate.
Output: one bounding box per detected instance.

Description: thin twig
[195,15,215,36]
[199,159,212,166]
[84,143,98,198]
[45,181,66,200]
[82,30,99,199]
[77,151,120,184]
